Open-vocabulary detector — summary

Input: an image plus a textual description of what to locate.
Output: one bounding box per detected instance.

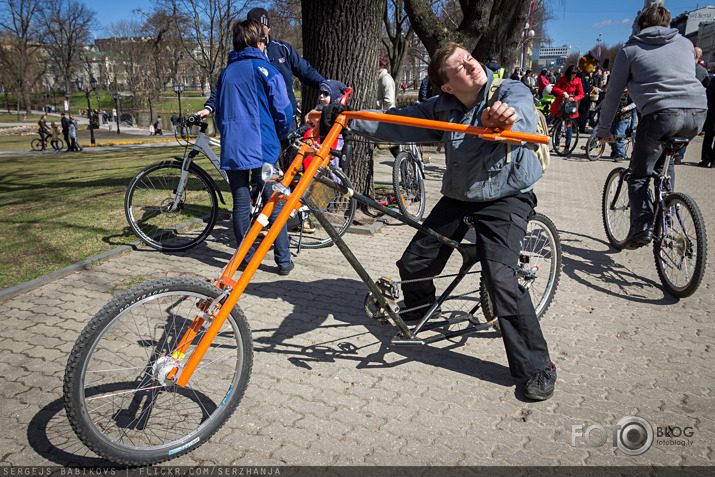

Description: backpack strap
[485,78,512,164]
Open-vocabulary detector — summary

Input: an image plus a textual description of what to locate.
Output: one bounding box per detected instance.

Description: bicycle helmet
[543,84,553,96]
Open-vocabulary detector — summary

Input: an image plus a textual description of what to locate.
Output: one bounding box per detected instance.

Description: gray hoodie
[597,26,706,137]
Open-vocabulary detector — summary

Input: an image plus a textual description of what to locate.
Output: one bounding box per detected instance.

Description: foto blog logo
[571,416,654,456]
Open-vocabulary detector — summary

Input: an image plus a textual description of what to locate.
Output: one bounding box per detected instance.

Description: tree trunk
[302,0,385,198]
[404,0,531,71]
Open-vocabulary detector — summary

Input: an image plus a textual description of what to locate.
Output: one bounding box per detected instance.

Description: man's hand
[599,135,614,143]
[196,108,210,119]
[305,110,318,128]
[481,100,517,130]
[319,103,350,138]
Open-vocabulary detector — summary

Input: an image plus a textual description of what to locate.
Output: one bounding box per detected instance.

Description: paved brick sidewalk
[1,138,713,466]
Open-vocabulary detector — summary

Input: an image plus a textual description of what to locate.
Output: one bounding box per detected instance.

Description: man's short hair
[233,19,263,51]
[247,7,270,28]
[428,41,461,90]
[638,5,670,30]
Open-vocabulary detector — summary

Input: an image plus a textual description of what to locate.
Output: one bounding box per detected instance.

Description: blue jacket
[212,47,292,171]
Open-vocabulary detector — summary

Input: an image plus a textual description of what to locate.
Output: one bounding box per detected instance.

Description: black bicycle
[602,137,707,297]
[550,100,579,156]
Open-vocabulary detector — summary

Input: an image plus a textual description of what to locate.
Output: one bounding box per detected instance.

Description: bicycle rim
[288,168,356,249]
[586,136,605,160]
[125,162,218,251]
[393,151,426,221]
[551,119,578,156]
[653,193,707,298]
[31,138,43,151]
[64,277,252,465]
[602,167,630,249]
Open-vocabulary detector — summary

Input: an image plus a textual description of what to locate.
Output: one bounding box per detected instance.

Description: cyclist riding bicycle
[550,65,583,147]
[596,5,706,249]
[37,115,50,150]
[322,42,556,401]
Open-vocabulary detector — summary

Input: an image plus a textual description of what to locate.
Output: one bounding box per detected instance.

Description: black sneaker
[524,362,557,401]
[625,227,653,249]
[277,262,294,276]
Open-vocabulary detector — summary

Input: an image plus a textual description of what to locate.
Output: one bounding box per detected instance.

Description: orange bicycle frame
[173,109,547,387]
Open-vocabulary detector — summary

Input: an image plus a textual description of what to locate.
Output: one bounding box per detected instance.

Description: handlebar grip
[340,87,353,105]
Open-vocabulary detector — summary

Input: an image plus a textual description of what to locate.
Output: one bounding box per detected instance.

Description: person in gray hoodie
[597,5,706,249]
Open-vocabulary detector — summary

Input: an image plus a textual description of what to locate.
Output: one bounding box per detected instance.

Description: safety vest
[492,68,505,79]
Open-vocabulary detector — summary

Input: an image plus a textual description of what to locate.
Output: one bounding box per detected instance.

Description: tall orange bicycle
[63,101,560,465]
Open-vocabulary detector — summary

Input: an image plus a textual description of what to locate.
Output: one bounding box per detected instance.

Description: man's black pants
[396,192,551,380]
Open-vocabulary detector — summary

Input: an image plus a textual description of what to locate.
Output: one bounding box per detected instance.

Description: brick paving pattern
[1,137,713,466]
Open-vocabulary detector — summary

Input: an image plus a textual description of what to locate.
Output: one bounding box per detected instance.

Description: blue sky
[92,1,704,55]
[545,1,702,56]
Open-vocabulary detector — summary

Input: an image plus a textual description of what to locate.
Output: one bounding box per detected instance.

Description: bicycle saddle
[662,136,690,155]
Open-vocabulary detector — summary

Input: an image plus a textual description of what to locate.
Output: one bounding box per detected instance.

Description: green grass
[0,146,229,289]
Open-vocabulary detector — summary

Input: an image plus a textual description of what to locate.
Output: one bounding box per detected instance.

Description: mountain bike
[392,142,427,222]
[602,137,707,298]
[31,134,64,151]
[64,107,559,466]
[124,113,355,252]
[550,100,579,156]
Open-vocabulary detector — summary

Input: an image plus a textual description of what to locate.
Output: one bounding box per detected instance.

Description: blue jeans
[609,117,629,157]
[226,168,291,269]
[628,108,706,232]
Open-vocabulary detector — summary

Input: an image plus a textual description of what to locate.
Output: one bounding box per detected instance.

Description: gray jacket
[350,71,542,202]
[597,26,706,137]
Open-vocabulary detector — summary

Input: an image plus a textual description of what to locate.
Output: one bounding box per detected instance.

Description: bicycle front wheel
[392,151,426,222]
[654,192,707,298]
[480,213,562,323]
[551,118,579,156]
[602,167,630,249]
[288,167,357,249]
[31,138,43,151]
[585,135,605,161]
[63,277,253,466]
[125,161,219,251]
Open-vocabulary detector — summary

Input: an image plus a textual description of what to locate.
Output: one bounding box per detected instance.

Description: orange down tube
[175,116,347,387]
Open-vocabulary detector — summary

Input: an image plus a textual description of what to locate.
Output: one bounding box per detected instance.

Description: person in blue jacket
[197,18,294,275]
[247,7,324,122]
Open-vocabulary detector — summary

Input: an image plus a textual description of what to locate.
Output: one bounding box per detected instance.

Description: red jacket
[537,74,550,92]
[550,75,584,117]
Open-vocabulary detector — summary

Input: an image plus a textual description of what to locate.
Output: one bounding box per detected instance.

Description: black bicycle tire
[63,277,253,465]
[125,161,219,252]
[602,167,630,250]
[653,192,707,298]
[288,167,357,249]
[585,135,605,161]
[479,213,562,326]
[31,138,43,151]
[551,118,579,156]
[392,151,426,222]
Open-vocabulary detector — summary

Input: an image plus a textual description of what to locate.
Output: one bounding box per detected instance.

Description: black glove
[319,103,350,138]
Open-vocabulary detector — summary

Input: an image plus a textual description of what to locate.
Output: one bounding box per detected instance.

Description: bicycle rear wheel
[63,277,252,466]
[288,167,357,249]
[653,192,707,298]
[551,118,579,156]
[125,161,219,251]
[392,151,426,222]
[602,167,630,249]
[31,138,43,151]
[480,213,562,323]
[585,135,605,160]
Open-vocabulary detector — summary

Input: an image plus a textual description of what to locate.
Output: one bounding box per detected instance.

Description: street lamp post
[173,82,184,137]
[112,92,121,134]
[76,76,98,145]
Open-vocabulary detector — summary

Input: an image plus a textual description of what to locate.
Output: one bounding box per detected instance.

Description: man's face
[441,47,486,96]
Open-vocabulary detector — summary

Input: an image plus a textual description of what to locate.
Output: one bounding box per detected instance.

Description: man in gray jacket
[597,5,706,249]
[330,42,555,400]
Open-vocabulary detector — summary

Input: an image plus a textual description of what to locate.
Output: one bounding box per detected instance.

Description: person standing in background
[377,53,396,110]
